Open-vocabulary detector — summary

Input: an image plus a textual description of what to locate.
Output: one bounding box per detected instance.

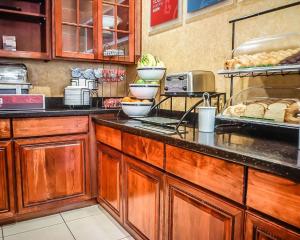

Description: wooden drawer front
[95,125,121,150]
[247,169,300,228]
[13,116,89,138]
[122,132,164,169]
[166,145,244,203]
[0,119,10,139]
[245,212,300,240]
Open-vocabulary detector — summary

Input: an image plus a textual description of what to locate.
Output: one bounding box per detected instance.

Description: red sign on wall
[151,0,178,27]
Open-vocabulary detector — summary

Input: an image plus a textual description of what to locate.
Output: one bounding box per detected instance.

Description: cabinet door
[123,155,164,240]
[100,0,135,62]
[0,142,14,222]
[245,212,300,240]
[165,176,244,240]
[54,0,98,59]
[15,134,91,214]
[97,144,122,222]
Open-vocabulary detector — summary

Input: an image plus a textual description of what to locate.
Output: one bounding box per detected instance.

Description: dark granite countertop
[93,113,300,182]
[0,108,118,118]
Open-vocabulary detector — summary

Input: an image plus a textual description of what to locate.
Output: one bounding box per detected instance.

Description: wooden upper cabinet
[54,0,98,60]
[123,155,164,240]
[0,0,51,60]
[14,134,91,214]
[97,144,123,222]
[0,142,15,223]
[165,176,244,240]
[245,212,300,240]
[54,0,138,63]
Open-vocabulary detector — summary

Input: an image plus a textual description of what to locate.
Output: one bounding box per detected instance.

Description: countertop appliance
[164,70,215,95]
[0,62,31,94]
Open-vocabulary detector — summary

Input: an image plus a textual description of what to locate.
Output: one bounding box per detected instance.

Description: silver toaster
[164,70,215,95]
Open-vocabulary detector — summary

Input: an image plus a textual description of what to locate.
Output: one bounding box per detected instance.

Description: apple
[136,79,145,84]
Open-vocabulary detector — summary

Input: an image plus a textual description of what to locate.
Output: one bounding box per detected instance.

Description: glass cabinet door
[101,0,134,62]
[55,0,96,59]
[54,0,138,62]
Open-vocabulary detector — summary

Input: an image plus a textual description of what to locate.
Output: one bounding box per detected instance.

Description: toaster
[164,70,215,95]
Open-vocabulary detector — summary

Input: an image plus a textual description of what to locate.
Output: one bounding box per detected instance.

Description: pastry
[264,102,289,122]
[224,48,300,69]
[243,102,268,119]
[229,104,246,117]
[285,102,300,124]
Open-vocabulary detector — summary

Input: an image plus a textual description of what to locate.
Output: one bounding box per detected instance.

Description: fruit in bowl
[129,83,160,99]
[137,54,166,80]
[121,97,153,118]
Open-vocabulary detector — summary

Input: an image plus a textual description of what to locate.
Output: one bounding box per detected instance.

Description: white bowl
[121,102,153,117]
[137,67,166,80]
[129,84,159,99]
[103,15,122,29]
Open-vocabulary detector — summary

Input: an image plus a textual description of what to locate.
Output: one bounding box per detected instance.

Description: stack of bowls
[121,66,166,118]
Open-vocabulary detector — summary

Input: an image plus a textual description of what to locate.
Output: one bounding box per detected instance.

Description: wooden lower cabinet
[165,176,244,240]
[97,144,123,222]
[245,212,300,240]
[123,155,164,240]
[0,141,14,222]
[14,134,91,214]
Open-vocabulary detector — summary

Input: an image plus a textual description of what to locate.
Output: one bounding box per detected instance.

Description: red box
[0,94,45,110]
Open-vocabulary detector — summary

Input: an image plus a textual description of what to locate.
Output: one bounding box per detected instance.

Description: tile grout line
[2,222,63,238]
[60,213,77,240]
[118,236,131,240]
[62,213,104,224]
[2,226,4,239]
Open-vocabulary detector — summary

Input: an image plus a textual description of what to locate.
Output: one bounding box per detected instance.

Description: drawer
[166,145,244,203]
[95,125,121,150]
[247,169,300,228]
[0,119,10,139]
[13,116,89,138]
[122,132,164,169]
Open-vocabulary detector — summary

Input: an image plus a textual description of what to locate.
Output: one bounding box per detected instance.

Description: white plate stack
[64,86,90,106]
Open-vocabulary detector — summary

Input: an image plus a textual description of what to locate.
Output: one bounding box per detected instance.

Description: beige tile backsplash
[2,59,127,97]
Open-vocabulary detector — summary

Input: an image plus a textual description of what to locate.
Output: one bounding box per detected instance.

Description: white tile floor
[1,205,134,240]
